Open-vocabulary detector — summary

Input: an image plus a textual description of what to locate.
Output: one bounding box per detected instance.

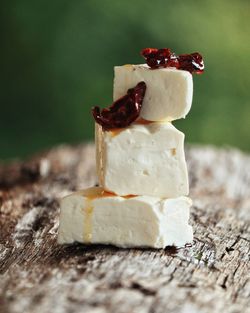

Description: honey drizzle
[109,118,153,137]
[135,118,153,125]
[81,187,136,242]
[83,199,93,243]
[110,128,124,137]
[172,148,176,156]
[78,187,136,243]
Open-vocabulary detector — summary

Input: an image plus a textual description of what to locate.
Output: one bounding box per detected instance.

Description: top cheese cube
[113,64,193,121]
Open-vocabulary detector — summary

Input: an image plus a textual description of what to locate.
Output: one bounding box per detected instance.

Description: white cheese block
[96,122,189,198]
[113,64,193,121]
[58,187,193,248]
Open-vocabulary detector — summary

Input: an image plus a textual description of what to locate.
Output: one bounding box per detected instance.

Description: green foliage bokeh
[1,0,250,160]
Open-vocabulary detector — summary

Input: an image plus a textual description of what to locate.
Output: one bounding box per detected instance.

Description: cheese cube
[96,122,189,198]
[58,187,193,248]
[113,64,193,121]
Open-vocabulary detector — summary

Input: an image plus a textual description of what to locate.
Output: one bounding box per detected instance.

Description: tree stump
[0,144,249,313]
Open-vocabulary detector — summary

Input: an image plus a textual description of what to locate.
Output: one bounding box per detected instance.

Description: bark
[0,144,249,313]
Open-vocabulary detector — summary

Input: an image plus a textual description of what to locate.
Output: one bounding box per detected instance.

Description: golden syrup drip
[81,187,115,199]
[109,128,124,137]
[80,187,137,242]
[172,148,176,156]
[135,118,153,125]
[80,186,105,199]
[109,118,153,137]
[123,194,136,199]
[83,199,93,243]
[81,187,100,243]
[80,187,113,242]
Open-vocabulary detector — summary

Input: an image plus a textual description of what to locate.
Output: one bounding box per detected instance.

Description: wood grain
[0,144,249,313]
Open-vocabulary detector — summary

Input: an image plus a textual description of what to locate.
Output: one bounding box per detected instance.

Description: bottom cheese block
[58,187,193,248]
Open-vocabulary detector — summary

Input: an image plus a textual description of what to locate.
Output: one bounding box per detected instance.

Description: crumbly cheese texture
[58,188,193,248]
[113,64,193,121]
[96,122,189,198]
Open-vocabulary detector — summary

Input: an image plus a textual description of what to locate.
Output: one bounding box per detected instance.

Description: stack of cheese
[58,64,193,248]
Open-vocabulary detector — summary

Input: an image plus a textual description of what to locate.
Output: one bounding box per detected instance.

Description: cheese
[113,64,193,121]
[58,187,193,248]
[96,122,189,198]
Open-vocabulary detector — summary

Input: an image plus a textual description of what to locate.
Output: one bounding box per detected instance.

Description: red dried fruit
[141,48,178,69]
[141,48,159,58]
[92,81,147,130]
[141,48,204,74]
[178,52,204,74]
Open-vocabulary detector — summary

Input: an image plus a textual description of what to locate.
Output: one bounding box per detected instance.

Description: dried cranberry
[141,48,204,74]
[141,48,159,58]
[178,52,204,74]
[141,47,177,69]
[92,82,147,130]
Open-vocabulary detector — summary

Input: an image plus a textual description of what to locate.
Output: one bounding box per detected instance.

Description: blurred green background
[1,0,250,160]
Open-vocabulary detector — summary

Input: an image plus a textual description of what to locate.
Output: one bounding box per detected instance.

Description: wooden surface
[0,143,250,313]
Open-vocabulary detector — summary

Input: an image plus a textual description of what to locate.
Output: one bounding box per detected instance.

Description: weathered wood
[0,144,249,313]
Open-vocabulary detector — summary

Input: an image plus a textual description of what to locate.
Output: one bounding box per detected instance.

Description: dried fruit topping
[141,48,179,69]
[92,82,147,130]
[178,52,204,74]
[141,48,204,74]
